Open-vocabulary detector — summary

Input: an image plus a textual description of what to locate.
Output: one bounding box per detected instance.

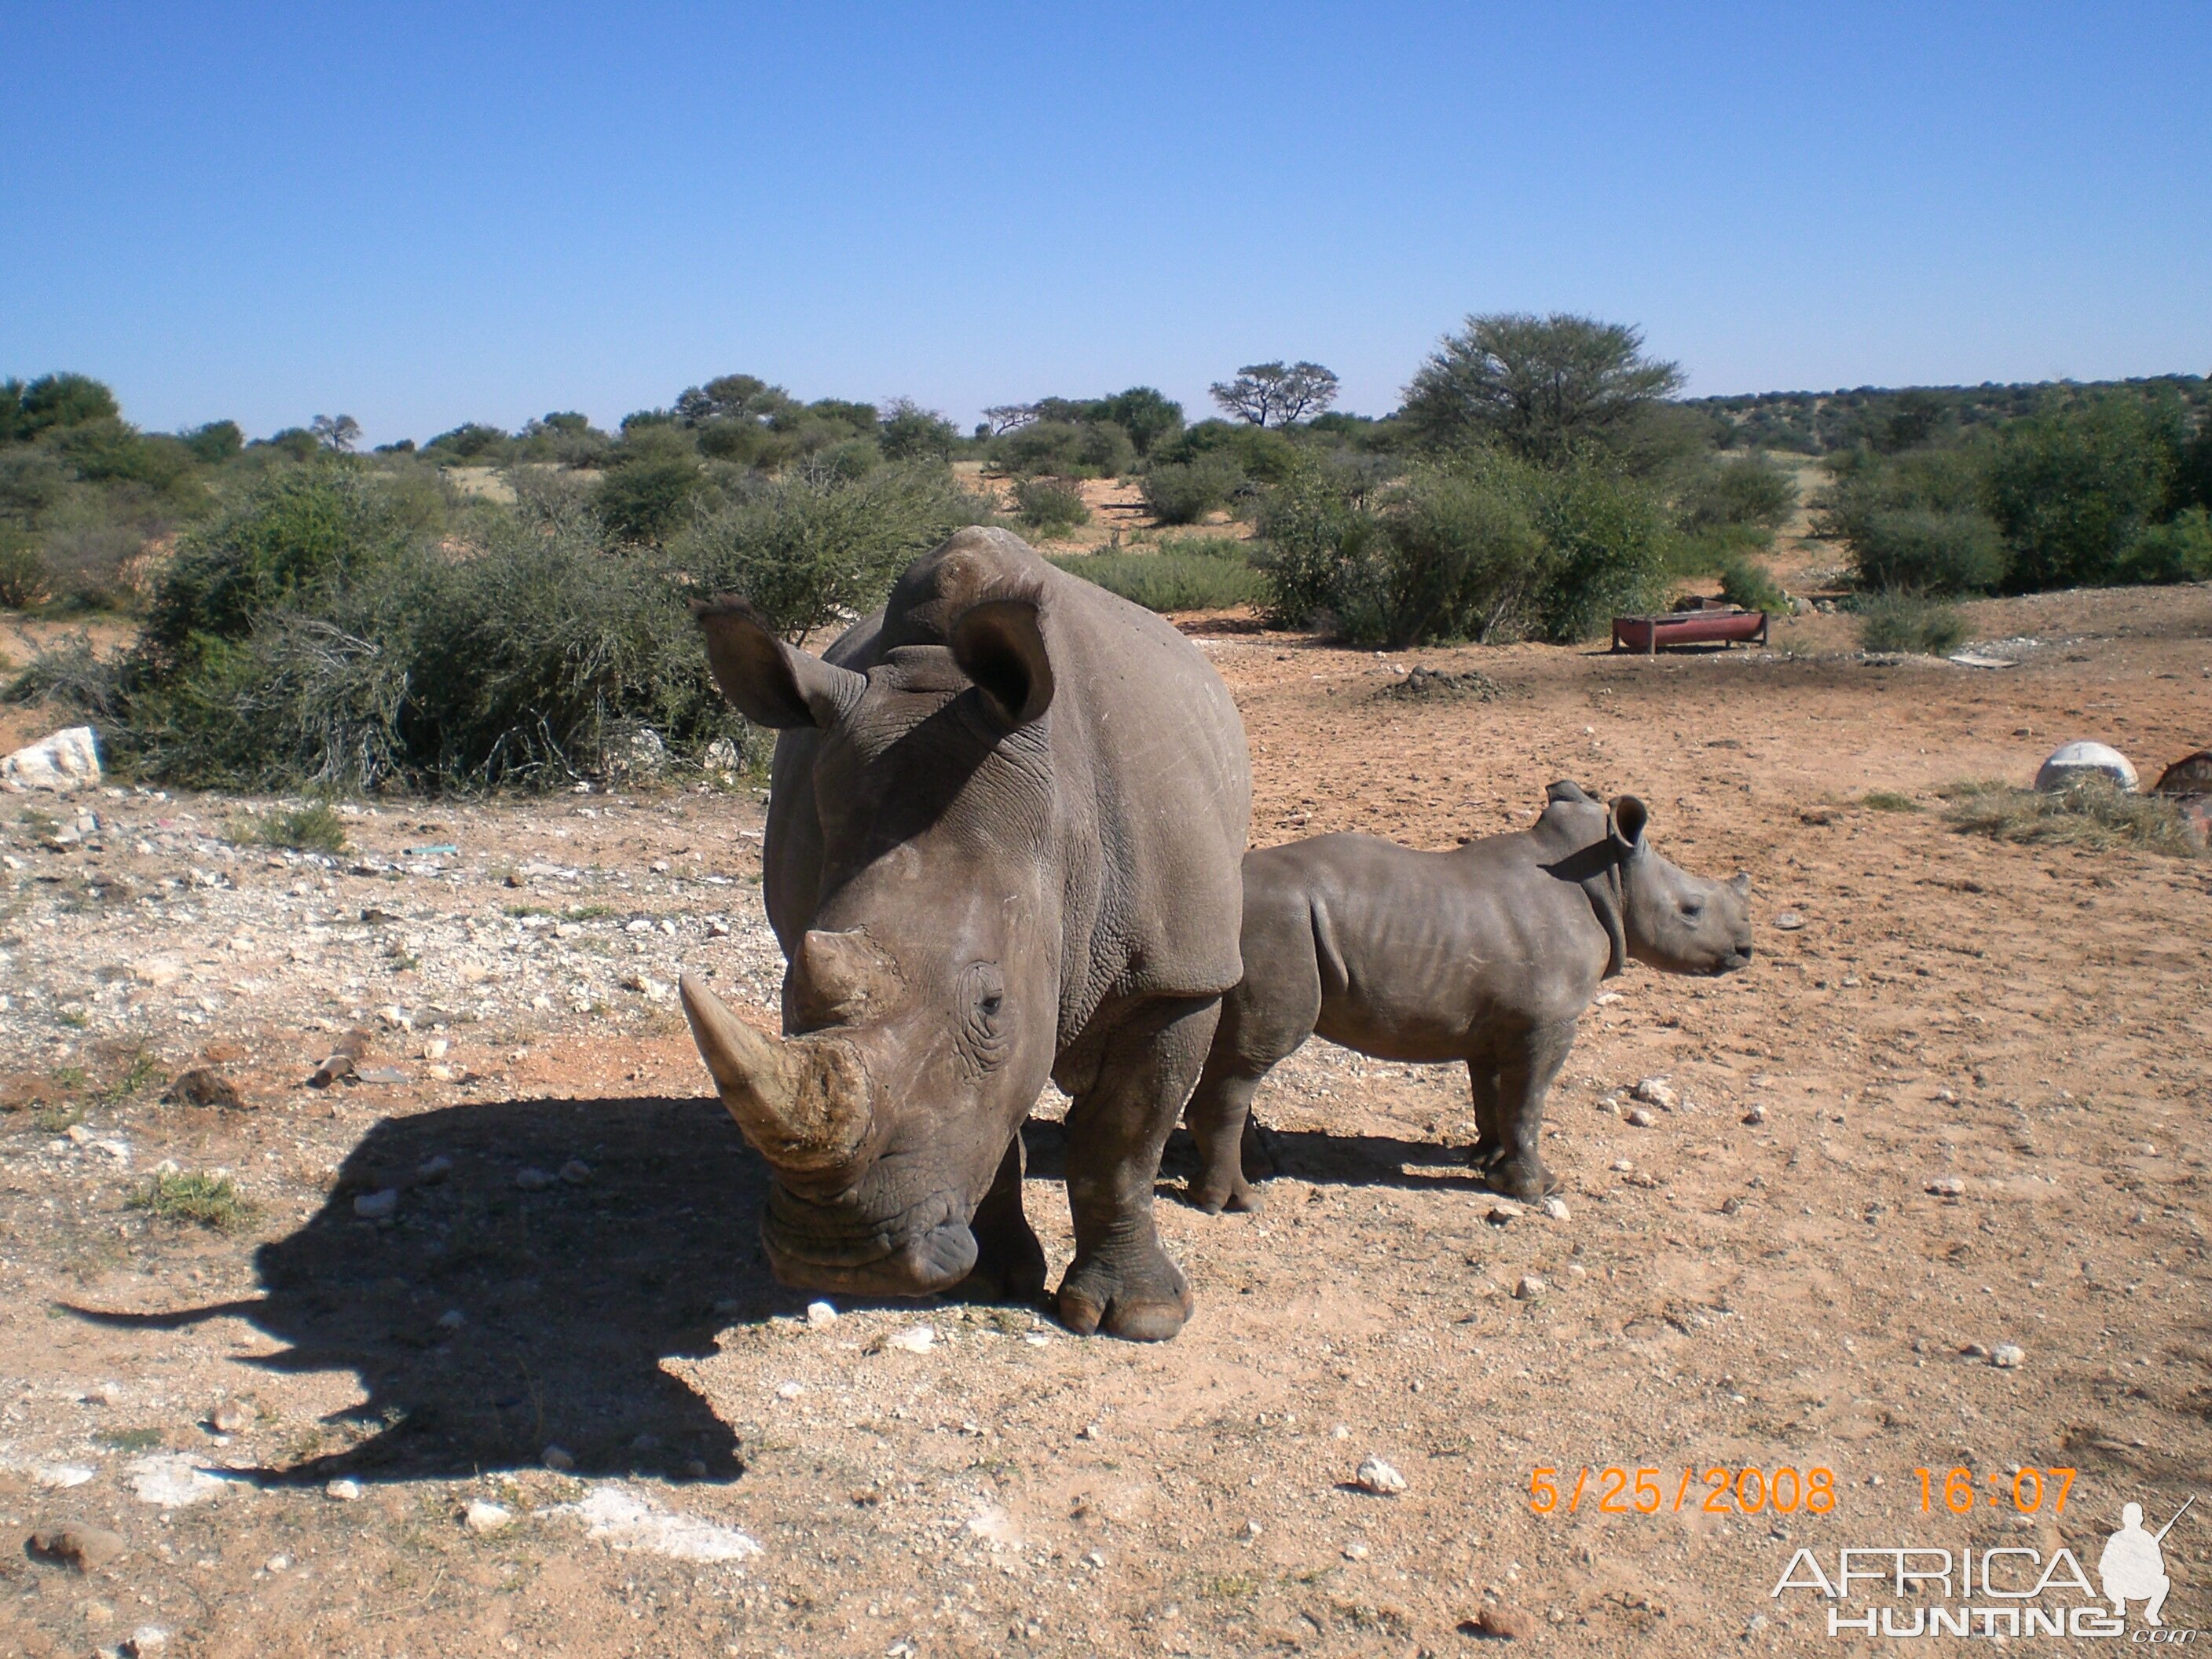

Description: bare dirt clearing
[2,580,2209,1656]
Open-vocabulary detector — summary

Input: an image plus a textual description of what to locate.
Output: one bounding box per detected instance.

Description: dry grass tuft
[1941,778,2205,858]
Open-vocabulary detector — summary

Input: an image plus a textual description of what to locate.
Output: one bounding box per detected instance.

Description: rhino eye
[957,961,1009,1074]
[1681,900,1704,918]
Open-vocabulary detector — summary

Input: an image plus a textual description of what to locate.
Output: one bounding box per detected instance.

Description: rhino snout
[760,1180,976,1296]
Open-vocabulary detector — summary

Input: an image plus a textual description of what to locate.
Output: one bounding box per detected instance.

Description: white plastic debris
[2035,741,2137,793]
[1,725,101,793]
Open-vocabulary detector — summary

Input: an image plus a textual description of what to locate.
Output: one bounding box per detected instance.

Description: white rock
[1625,1108,1658,1128]
[804,1300,837,1327]
[2,725,101,793]
[1926,1177,1965,1198]
[1514,1274,1547,1300]
[463,1499,515,1534]
[1355,1456,1408,1495]
[558,1159,592,1185]
[34,1463,96,1489]
[887,1324,936,1353]
[436,1308,465,1330]
[324,1478,362,1501]
[559,1481,760,1563]
[1631,1077,1676,1110]
[131,954,185,988]
[2035,741,2137,793]
[775,1381,806,1400]
[126,1627,170,1656]
[209,1399,251,1434]
[353,1188,400,1220]
[126,1453,225,1507]
[1741,1104,1768,1125]
[1991,1344,2026,1369]
[514,1166,554,1191]
[1538,1196,1569,1221]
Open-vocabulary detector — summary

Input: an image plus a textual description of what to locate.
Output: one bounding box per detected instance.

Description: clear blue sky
[5,3,2208,446]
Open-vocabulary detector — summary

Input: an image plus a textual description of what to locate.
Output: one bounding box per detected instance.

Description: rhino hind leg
[1184,1059,1270,1214]
[1482,1020,1577,1200]
[1467,1061,1507,1174]
[1057,994,1220,1340]
[954,1133,1048,1305]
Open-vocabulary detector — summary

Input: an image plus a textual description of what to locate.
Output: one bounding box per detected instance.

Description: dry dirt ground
[2,566,2210,1657]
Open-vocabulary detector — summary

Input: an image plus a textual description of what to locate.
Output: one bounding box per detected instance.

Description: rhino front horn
[679,974,873,1173]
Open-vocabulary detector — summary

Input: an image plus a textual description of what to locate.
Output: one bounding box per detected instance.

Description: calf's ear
[694,599,866,729]
[952,597,1055,728]
[1608,794,1649,857]
[1730,871,1752,896]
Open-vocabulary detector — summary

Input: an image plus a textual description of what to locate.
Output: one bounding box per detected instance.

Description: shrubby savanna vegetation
[5,323,2208,793]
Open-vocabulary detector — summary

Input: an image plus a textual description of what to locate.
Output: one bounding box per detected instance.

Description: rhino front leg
[1058,994,1220,1340]
[1485,1020,1577,1199]
[954,1133,1048,1305]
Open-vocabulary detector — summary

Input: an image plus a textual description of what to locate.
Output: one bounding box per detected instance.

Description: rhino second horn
[679,974,873,1172]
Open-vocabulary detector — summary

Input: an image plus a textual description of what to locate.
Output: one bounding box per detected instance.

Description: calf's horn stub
[679,974,873,1172]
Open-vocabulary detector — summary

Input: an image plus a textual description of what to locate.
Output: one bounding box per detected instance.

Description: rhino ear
[1608,794,1649,856]
[694,599,865,729]
[1545,779,1593,804]
[951,597,1055,728]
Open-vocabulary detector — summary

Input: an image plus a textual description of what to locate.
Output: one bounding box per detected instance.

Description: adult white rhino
[681,528,1251,1340]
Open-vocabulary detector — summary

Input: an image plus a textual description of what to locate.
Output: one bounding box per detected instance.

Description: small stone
[324,1478,362,1502]
[1741,1104,1767,1125]
[541,1445,575,1471]
[208,1399,251,1435]
[1772,911,1806,931]
[1514,1275,1546,1301]
[1084,1550,1106,1569]
[422,1038,449,1060]
[514,1166,554,1191]
[1077,1422,1101,1440]
[1342,1541,1369,1560]
[436,1308,465,1330]
[1355,1456,1407,1495]
[1610,1159,1634,1173]
[558,1159,592,1185]
[1631,1077,1676,1110]
[1485,1203,1522,1226]
[265,1553,290,1572]
[1960,1342,1990,1359]
[1992,1344,2025,1369]
[887,1325,936,1354]
[352,1188,400,1220]
[1538,1196,1569,1221]
[415,1153,453,1182]
[805,1299,838,1327]
[126,1626,169,1656]
[1926,1177,1965,1198]
[1473,1603,1536,1640]
[1625,1108,1657,1128]
[28,1522,126,1572]
[463,1499,514,1534]
[775,1380,806,1400]
[1244,1518,1263,1537]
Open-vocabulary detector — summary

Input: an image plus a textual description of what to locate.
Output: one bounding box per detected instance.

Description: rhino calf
[1183,782,1752,1209]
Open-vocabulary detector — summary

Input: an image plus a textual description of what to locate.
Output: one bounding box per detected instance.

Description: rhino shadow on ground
[73,1094,797,1485]
[1021,1116,1492,1199]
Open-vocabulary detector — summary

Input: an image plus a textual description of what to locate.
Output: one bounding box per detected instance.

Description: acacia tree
[311,414,361,453]
[1402,314,1683,462]
[1210,361,1340,427]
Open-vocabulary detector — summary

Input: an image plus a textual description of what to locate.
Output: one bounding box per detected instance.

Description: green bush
[1150,419,1303,483]
[1716,553,1789,613]
[1254,452,1667,646]
[233,802,349,853]
[674,462,993,640]
[1675,453,1798,533]
[1985,395,2183,591]
[994,419,1136,479]
[1857,591,1967,655]
[1050,542,1266,613]
[1851,507,2006,595]
[1141,456,1243,526]
[2116,507,2212,584]
[595,454,703,544]
[0,528,48,607]
[143,466,419,658]
[878,399,958,462]
[1013,476,1090,536]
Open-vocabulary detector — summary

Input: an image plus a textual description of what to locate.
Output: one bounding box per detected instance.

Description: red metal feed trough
[1610,606,1770,655]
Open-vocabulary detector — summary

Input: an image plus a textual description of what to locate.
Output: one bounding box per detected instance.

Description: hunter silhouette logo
[2101,1496,2193,1628]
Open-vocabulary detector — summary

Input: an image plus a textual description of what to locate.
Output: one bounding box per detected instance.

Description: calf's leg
[1485,1019,1578,1199]
[1181,943,1320,1214]
[1059,994,1220,1340]
[954,1133,1048,1303]
[1184,1056,1273,1214]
